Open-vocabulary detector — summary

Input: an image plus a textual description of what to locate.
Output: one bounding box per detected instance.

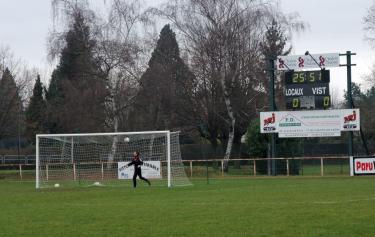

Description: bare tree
[49,0,155,167]
[364,1,375,46]
[98,0,156,132]
[50,0,155,132]
[361,2,375,89]
[0,46,36,98]
[156,0,273,168]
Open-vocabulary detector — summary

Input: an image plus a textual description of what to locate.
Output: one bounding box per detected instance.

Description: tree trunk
[107,97,119,169]
[219,71,236,172]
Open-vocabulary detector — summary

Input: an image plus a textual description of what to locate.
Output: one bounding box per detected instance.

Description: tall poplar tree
[26,75,46,141]
[0,68,23,140]
[46,10,108,133]
[134,25,195,131]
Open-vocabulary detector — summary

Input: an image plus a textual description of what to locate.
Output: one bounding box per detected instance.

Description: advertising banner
[118,161,161,179]
[277,110,341,137]
[341,109,360,131]
[350,156,375,176]
[260,112,278,133]
[275,53,340,71]
[260,109,360,137]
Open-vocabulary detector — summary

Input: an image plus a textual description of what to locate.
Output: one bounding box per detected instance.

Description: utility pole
[17,103,21,161]
[268,58,276,175]
[340,51,355,157]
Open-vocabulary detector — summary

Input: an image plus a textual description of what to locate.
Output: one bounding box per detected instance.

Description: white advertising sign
[260,109,360,137]
[350,156,375,176]
[118,161,161,179]
[275,53,340,71]
[277,110,341,138]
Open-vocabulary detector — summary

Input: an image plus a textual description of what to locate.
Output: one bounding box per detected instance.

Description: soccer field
[1,177,375,237]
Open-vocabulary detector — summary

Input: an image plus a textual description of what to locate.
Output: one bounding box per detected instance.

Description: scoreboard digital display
[286,96,331,110]
[285,70,330,84]
[284,69,331,110]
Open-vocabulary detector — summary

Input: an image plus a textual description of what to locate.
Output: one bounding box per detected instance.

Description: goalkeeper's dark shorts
[132,167,150,187]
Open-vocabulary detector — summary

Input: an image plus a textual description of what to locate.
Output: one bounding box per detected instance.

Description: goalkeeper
[126,151,151,188]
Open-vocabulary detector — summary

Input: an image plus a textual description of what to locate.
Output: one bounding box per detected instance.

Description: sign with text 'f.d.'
[275,53,340,71]
[260,109,360,137]
[350,156,375,176]
[277,110,341,138]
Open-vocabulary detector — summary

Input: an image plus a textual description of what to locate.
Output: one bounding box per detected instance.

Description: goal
[35,131,191,188]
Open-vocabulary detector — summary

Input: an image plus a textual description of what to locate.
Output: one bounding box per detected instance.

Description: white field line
[312,196,375,205]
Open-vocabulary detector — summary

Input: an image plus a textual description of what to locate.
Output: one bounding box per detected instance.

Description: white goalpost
[35,131,191,189]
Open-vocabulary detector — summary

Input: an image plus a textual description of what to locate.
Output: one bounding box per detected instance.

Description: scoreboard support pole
[340,51,356,157]
[268,58,277,176]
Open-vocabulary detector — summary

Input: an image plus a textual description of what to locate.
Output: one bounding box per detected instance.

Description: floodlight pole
[305,51,323,70]
[268,58,277,176]
[346,51,353,157]
[339,51,356,156]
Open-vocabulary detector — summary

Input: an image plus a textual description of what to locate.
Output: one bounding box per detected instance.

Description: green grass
[1,177,375,237]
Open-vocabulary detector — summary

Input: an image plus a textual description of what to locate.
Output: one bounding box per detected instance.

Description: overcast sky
[281,0,375,101]
[0,0,374,100]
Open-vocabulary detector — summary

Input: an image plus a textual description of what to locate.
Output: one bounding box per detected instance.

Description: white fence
[0,156,351,180]
[182,156,350,177]
[0,155,36,164]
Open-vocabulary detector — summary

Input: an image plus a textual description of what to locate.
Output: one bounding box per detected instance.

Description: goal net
[36,131,191,188]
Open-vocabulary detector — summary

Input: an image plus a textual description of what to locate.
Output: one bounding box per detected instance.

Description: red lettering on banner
[298,57,304,67]
[344,110,356,123]
[278,58,285,69]
[356,161,374,171]
[319,56,325,67]
[264,113,275,126]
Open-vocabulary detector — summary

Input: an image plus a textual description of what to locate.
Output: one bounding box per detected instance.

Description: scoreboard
[284,70,330,84]
[284,70,331,110]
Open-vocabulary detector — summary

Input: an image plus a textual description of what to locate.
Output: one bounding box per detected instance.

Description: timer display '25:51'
[285,70,330,84]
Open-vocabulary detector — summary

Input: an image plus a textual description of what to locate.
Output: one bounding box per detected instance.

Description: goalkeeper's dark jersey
[127,158,143,168]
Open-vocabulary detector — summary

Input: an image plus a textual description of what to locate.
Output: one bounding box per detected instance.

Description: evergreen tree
[344,82,362,107]
[362,87,375,142]
[260,19,292,111]
[260,19,291,59]
[46,70,64,133]
[26,75,46,141]
[46,10,108,133]
[0,68,23,140]
[344,84,375,145]
[134,25,195,131]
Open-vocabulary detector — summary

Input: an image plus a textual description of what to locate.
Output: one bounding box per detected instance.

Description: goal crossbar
[36,130,170,138]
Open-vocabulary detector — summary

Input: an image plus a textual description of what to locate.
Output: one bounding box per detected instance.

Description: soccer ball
[93,181,101,186]
[54,183,60,188]
[124,137,130,143]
